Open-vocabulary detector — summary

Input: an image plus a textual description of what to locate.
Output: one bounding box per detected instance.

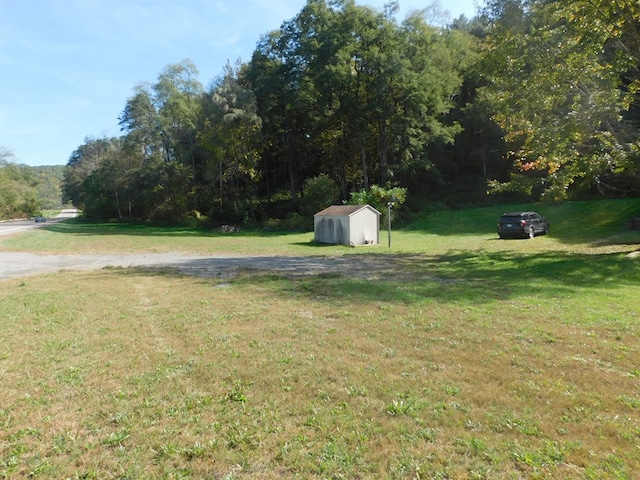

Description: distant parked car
[498,211,548,239]
[34,216,46,223]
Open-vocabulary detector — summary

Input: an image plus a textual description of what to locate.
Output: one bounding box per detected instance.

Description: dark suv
[498,211,549,239]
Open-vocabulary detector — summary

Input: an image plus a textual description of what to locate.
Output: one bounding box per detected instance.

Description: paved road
[0,209,78,236]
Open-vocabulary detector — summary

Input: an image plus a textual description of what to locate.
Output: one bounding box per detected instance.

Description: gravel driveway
[0,251,402,281]
[0,209,406,281]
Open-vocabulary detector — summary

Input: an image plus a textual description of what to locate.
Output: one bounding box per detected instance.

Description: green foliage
[57,0,640,228]
[348,185,406,208]
[0,149,66,217]
[32,165,66,209]
[300,175,340,218]
[246,0,477,202]
[62,137,112,211]
[63,137,145,220]
[347,184,407,230]
[143,160,194,224]
[0,152,40,219]
[481,0,640,200]
[197,61,262,223]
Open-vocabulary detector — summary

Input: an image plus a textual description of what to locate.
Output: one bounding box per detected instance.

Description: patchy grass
[0,198,639,478]
[1,262,639,478]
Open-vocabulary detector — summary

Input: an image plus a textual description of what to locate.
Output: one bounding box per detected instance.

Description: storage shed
[314,205,381,246]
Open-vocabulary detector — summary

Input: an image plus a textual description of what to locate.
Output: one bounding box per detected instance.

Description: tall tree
[481,0,640,200]
[119,84,164,161]
[393,11,476,189]
[117,59,204,221]
[154,59,203,167]
[32,165,66,209]
[198,62,263,222]
[246,0,474,201]
[62,137,112,211]
[84,138,142,219]
[247,18,321,200]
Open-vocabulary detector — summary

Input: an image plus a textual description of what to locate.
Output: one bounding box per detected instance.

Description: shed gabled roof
[314,204,381,217]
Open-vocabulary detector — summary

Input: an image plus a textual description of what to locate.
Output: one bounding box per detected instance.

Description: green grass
[1,198,639,478]
[3,198,639,256]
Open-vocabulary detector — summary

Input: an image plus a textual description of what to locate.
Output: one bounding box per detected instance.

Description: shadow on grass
[114,249,639,306]
[41,218,296,238]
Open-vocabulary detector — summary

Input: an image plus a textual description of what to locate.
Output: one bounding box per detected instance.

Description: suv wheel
[528,226,535,239]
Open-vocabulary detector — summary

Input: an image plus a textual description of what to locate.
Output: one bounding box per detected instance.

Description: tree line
[0,148,65,220]
[0,149,40,219]
[59,0,639,226]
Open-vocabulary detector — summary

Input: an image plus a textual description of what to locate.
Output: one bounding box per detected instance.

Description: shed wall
[314,216,348,244]
[314,205,381,246]
[349,211,379,245]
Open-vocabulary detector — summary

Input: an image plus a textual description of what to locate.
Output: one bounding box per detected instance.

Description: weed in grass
[225,382,250,405]
[617,395,640,410]
[582,453,634,479]
[511,439,569,472]
[441,384,461,396]
[182,441,207,460]
[386,399,413,416]
[103,428,131,448]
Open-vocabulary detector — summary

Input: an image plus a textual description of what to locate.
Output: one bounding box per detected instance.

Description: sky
[1,0,478,167]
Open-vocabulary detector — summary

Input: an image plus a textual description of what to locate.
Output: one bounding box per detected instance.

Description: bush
[263,212,311,232]
[301,175,340,217]
[347,185,407,226]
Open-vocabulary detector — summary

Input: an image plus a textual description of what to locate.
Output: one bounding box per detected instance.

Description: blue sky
[1,0,478,167]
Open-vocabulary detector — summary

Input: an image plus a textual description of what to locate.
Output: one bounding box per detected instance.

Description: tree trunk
[360,142,369,191]
[114,190,122,219]
[286,132,297,198]
[378,120,388,185]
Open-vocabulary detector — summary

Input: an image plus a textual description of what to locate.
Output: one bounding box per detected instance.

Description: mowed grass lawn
[1,199,639,479]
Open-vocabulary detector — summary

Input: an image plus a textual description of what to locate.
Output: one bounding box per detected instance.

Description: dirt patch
[0,252,413,281]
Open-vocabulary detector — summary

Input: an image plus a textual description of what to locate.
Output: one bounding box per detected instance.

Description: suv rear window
[500,215,522,223]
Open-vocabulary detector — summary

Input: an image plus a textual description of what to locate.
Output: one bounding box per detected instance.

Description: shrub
[347,185,407,225]
[300,175,340,218]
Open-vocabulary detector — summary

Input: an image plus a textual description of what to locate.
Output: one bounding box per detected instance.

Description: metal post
[387,202,392,248]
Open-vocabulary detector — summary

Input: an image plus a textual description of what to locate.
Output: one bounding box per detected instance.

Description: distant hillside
[32,165,66,209]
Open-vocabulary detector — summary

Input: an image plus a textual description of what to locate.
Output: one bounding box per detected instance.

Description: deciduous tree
[482,0,640,200]
[0,149,40,219]
[198,62,262,222]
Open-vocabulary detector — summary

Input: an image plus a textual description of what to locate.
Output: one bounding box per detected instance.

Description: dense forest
[32,165,66,210]
[4,0,639,226]
[0,149,40,219]
[0,148,66,220]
